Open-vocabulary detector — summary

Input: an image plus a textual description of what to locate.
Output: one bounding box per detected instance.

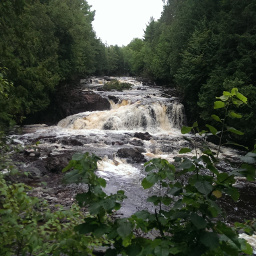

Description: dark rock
[24,84,111,125]
[134,132,152,141]
[19,160,48,179]
[108,95,120,104]
[160,144,174,153]
[117,147,146,163]
[103,76,111,81]
[46,153,72,173]
[24,149,40,157]
[129,139,144,147]
[61,138,84,146]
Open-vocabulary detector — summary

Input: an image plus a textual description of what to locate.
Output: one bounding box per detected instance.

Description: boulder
[117,147,146,163]
[134,132,152,141]
[24,84,111,125]
[46,153,72,173]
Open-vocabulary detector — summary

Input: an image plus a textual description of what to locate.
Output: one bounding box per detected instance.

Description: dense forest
[0,0,122,131]
[122,0,256,148]
[1,1,256,255]
[0,0,256,147]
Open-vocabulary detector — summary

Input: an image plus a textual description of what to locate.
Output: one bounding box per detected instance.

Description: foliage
[60,89,255,255]
[0,0,103,125]
[1,89,255,255]
[121,0,256,147]
[102,79,132,92]
[0,69,15,130]
[0,172,105,255]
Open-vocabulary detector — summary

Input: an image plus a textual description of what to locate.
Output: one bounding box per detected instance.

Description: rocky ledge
[25,82,111,125]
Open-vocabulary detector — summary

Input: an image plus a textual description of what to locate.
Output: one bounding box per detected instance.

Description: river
[9,77,256,250]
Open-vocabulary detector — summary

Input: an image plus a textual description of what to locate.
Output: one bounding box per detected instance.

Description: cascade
[58,94,185,133]
[7,77,256,251]
[58,102,184,133]
[9,77,255,225]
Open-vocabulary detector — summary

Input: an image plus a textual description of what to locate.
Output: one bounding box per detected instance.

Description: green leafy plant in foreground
[0,159,105,255]
[65,88,255,255]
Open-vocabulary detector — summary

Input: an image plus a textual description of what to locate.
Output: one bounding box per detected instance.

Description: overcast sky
[87,0,164,46]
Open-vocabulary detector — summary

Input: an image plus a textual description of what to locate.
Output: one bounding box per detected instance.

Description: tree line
[1,0,255,147]
[122,0,256,148]
[0,0,124,131]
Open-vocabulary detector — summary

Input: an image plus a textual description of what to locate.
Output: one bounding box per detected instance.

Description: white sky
[87,0,164,46]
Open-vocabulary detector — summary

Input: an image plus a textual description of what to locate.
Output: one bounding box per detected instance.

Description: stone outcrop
[25,83,110,125]
[59,89,110,117]
[117,147,146,163]
[134,132,152,141]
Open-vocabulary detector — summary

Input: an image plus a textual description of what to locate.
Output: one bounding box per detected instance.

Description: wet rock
[46,153,72,173]
[19,160,48,179]
[129,139,144,147]
[117,147,146,163]
[160,144,174,153]
[103,121,114,130]
[25,86,111,124]
[108,95,120,104]
[61,138,84,146]
[134,132,152,141]
[24,149,41,157]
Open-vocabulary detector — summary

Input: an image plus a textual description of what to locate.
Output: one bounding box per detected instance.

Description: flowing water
[9,77,256,251]
[10,77,190,215]
[9,77,256,220]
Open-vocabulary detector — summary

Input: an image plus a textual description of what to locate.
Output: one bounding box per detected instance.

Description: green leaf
[228,111,242,119]
[145,165,156,172]
[194,181,212,195]
[217,172,229,183]
[236,92,247,104]
[240,238,253,255]
[211,114,222,122]
[231,88,238,96]
[141,178,152,189]
[227,127,244,135]
[214,101,225,109]
[133,210,150,220]
[181,126,193,134]
[179,148,192,154]
[168,187,182,196]
[180,158,195,170]
[98,177,106,187]
[162,196,172,205]
[143,173,159,188]
[147,196,161,205]
[72,153,84,161]
[190,213,207,229]
[200,231,219,249]
[223,91,232,96]
[206,124,218,135]
[225,187,240,201]
[192,121,198,128]
[117,220,133,239]
[217,95,229,101]
[154,245,169,256]
[232,98,243,106]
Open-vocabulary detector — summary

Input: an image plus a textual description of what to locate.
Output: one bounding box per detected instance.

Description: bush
[103,79,132,91]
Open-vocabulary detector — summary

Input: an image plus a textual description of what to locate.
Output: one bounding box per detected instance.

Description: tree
[0,0,99,126]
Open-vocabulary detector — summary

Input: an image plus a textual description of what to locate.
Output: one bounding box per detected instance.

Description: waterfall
[58,100,185,133]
